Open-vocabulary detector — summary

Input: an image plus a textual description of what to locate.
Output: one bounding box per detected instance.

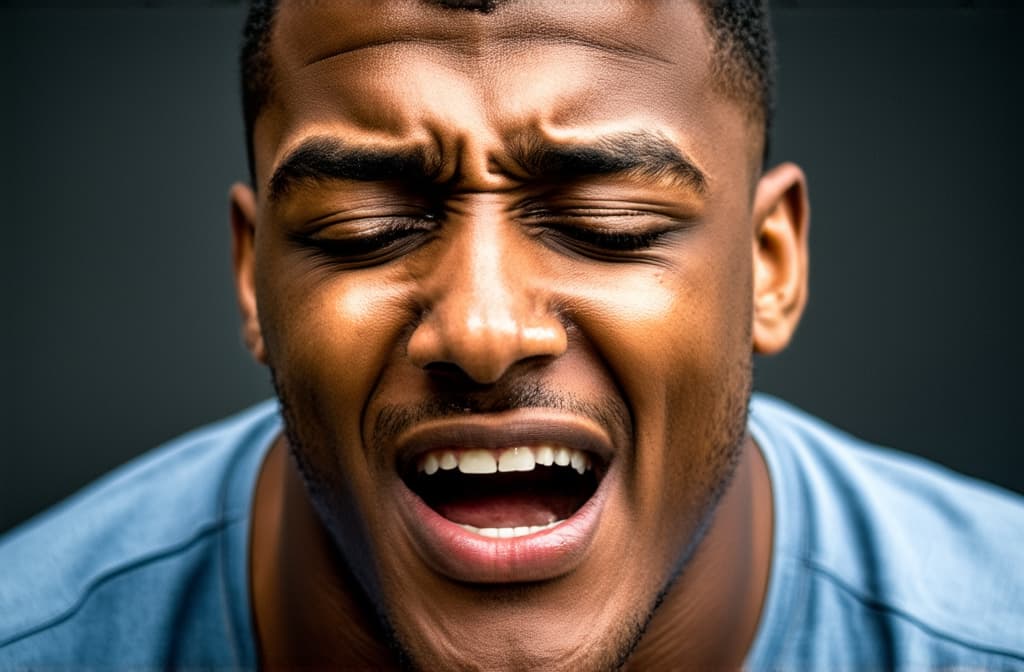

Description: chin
[384,588,650,672]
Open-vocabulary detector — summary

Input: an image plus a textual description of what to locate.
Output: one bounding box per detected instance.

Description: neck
[250,437,396,668]
[624,436,774,670]
[250,434,774,669]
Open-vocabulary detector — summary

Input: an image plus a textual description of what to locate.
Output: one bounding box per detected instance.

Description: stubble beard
[267,354,752,672]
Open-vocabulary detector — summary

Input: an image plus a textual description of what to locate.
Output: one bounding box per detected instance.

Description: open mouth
[390,412,617,582]
[402,446,604,538]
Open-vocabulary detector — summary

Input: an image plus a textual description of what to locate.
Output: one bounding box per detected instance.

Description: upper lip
[392,408,617,473]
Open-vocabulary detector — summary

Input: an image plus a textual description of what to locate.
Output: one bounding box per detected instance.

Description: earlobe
[751,162,810,356]
[229,182,268,365]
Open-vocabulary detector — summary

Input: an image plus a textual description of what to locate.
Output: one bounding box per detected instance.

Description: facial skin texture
[232,1,808,669]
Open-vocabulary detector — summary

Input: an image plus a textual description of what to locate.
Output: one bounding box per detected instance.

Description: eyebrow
[267,130,707,201]
[267,137,439,201]
[508,131,708,194]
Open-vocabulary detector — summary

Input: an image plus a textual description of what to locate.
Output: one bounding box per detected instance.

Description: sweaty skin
[234,1,808,669]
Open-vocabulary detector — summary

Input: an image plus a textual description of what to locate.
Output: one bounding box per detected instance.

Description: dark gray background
[2,2,1022,534]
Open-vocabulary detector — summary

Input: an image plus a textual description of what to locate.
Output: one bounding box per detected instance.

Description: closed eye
[290,216,439,267]
[521,208,685,258]
[547,225,668,252]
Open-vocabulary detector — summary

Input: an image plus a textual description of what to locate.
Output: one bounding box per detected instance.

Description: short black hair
[697,1,775,149]
[240,0,774,185]
[239,0,276,184]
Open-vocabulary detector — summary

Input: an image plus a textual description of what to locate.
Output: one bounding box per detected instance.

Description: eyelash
[547,226,667,252]
[524,209,675,254]
[292,217,437,264]
[292,208,675,267]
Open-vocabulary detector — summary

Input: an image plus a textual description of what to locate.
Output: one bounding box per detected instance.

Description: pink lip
[391,410,618,583]
[393,410,617,471]
[395,468,613,583]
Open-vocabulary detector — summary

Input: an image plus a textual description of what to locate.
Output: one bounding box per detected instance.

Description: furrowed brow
[267,136,435,201]
[510,131,708,194]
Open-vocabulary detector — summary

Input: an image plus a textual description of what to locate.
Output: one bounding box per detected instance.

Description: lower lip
[395,468,613,583]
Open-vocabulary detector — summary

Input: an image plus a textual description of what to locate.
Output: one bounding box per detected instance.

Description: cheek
[563,233,753,534]
[567,247,751,419]
[255,251,417,460]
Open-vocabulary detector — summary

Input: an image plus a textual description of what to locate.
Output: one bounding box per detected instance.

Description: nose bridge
[408,210,567,383]
[454,213,519,328]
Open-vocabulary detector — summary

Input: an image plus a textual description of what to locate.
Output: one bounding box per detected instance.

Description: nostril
[422,361,468,380]
[421,356,559,394]
[423,360,501,387]
[406,299,568,384]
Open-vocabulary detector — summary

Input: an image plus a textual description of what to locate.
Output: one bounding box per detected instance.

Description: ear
[751,162,809,355]
[229,183,267,364]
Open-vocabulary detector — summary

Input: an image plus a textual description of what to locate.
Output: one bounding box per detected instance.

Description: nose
[407,221,568,384]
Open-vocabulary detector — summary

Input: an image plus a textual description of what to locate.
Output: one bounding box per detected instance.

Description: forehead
[271,1,708,63]
[256,0,752,191]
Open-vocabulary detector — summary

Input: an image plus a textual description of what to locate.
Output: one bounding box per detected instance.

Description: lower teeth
[457,519,565,538]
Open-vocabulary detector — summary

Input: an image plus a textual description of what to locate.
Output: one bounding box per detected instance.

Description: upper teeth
[417,445,592,476]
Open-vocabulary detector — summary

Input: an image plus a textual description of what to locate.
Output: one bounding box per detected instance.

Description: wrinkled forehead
[255,0,749,192]
[271,1,708,64]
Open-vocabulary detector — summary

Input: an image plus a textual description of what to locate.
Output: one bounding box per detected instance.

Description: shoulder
[748,394,1024,668]
[0,400,280,668]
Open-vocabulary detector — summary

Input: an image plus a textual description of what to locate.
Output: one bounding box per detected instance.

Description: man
[1,1,1021,669]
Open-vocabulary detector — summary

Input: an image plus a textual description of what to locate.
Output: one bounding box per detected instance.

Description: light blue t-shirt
[1,395,1022,669]
[744,396,1024,669]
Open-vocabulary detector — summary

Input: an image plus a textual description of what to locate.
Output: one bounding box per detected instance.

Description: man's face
[238,1,789,668]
